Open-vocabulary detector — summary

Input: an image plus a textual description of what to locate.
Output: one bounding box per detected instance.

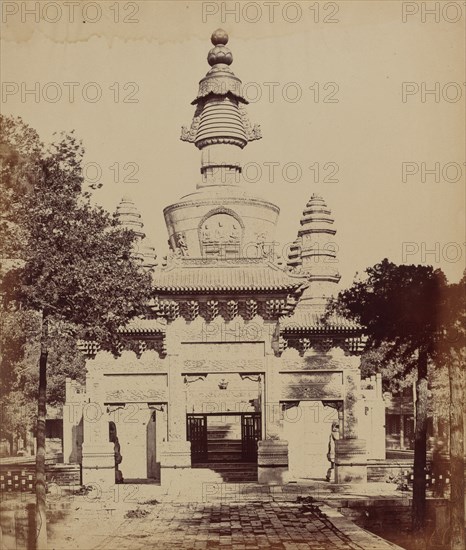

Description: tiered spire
[288,193,340,308]
[115,196,145,238]
[181,29,261,187]
[114,196,157,269]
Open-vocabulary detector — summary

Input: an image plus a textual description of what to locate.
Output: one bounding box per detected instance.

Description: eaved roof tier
[119,317,166,335]
[280,310,362,334]
[152,259,308,294]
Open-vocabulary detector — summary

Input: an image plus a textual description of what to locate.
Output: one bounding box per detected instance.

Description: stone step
[207,427,236,433]
[206,424,239,437]
[207,420,235,429]
[207,439,243,451]
[192,462,258,483]
[207,422,236,428]
[193,462,257,471]
[207,454,243,462]
[218,473,258,482]
[208,445,242,451]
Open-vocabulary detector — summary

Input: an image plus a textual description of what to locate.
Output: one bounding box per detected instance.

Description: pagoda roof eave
[151,259,309,295]
[191,90,249,106]
[118,317,167,335]
[280,310,363,335]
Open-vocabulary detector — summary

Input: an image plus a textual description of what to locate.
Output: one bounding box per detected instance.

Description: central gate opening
[187,413,261,482]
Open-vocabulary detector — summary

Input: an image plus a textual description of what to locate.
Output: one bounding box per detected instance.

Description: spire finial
[180,29,262,187]
[211,28,229,46]
[208,29,233,66]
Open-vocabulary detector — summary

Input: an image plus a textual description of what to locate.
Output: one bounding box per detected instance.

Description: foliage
[387,471,410,492]
[1,114,154,547]
[0,391,36,447]
[327,259,463,533]
[328,259,451,361]
[360,343,416,395]
[0,116,42,260]
[1,115,153,342]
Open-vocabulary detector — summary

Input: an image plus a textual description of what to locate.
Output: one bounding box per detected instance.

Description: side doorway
[241,413,261,462]
[146,410,160,480]
[187,414,208,463]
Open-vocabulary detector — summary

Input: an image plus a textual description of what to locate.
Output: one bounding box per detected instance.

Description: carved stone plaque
[104,374,168,402]
[280,372,343,400]
[182,357,265,373]
[181,342,264,358]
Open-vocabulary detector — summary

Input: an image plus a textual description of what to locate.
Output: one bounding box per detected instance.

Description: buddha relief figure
[200,213,242,246]
[176,233,188,256]
[199,213,243,257]
[229,223,240,243]
[201,224,211,242]
[256,232,268,258]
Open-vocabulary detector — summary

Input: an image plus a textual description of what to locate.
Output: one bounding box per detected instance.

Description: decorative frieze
[182,357,265,373]
[159,300,180,321]
[264,299,286,318]
[185,300,199,321]
[137,340,147,356]
[106,338,167,359]
[286,336,345,356]
[159,339,167,357]
[77,340,101,358]
[88,350,167,373]
[225,299,239,321]
[244,299,258,320]
[297,338,311,354]
[205,299,219,321]
[312,338,334,353]
[278,335,288,354]
[115,341,125,355]
[343,336,368,354]
[155,296,303,325]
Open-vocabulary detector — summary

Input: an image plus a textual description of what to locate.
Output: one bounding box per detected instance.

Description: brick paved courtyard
[94,501,360,550]
[42,488,402,550]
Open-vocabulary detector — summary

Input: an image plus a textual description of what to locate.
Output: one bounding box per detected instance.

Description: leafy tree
[328,259,462,538]
[360,344,450,448]
[0,309,39,454]
[0,115,153,549]
[0,308,86,456]
[436,272,465,550]
[0,390,36,455]
[360,342,416,395]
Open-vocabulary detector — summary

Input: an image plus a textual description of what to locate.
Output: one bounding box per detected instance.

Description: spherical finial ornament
[211,28,229,46]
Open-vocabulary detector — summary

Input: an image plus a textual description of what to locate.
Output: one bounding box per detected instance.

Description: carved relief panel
[104,374,168,403]
[199,211,243,258]
[281,372,343,400]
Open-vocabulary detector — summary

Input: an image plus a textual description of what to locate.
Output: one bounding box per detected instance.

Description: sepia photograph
[0,1,465,549]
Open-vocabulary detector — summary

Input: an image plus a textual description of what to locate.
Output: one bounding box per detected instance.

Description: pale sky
[2,0,465,287]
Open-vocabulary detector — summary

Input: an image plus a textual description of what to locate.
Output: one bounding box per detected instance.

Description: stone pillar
[63,379,75,463]
[63,378,85,464]
[160,361,191,479]
[335,368,367,483]
[258,356,289,484]
[81,401,115,488]
[258,439,289,484]
[335,439,367,483]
